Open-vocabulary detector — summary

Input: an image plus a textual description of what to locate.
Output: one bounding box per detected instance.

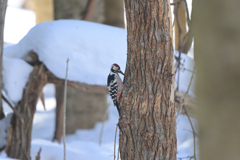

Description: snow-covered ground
[1,1,198,159]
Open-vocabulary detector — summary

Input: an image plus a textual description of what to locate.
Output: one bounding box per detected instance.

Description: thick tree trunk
[0,0,7,119]
[194,0,240,160]
[6,64,47,160]
[119,0,176,159]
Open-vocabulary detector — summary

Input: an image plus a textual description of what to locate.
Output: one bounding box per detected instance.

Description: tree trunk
[23,0,54,23]
[53,0,106,141]
[119,0,176,159]
[53,85,64,143]
[54,0,104,23]
[104,0,124,28]
[0,0,7,119]
[6,64,47,160]
[173,0,187,52]
[194,0,240,160]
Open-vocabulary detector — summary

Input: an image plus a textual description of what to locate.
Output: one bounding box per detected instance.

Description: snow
[0,113,12,150]
[175,51,196,97]
[2,57,33,105]
[4,20,127,86]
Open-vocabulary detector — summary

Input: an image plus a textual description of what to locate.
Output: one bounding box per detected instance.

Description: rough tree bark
[194,0,240,160]
[0,0,7,119]
[119,0,176,159]
[6,64,47,160]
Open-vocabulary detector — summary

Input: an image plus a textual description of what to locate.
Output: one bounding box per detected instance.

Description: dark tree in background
[194,0,240,159]
[0,0,8,119]
[53,0,125,142]
[119,0,176,159]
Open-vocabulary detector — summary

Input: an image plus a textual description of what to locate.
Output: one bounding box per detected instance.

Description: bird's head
[111,63,124,75]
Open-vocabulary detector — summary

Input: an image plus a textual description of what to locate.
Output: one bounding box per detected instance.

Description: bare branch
[183,106,197,160]
[176,65,196,119]
[2,95,24,122]
[63,59,69,160]
[47,71,108,94]
[114,125,118,160]
[83,0,98,21]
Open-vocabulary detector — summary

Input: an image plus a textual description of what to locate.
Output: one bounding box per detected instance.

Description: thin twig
[99,108,108,146]
[183,106,197,160]
[82,0,98,21]
[117,147,120,160]
[114,125,118,160]
[2,95,24,122]
[176,65,195,119]
[63,59,69,160]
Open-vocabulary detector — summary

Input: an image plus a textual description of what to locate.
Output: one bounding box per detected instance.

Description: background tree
[119,0,176,159]
[53,0,106,142]
[173,0,187,52]
[53,0,125,142]
[0,0,8,119]
[24,0,54,23]
[194,0,240,159]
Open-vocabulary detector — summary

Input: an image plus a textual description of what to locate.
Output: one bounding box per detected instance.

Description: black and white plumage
[107,63,124,114]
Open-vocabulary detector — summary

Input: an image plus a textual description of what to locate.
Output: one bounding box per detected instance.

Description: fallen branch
[2,95,24,122]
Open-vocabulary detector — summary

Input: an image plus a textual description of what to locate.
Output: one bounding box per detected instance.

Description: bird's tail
[114,100,120,115]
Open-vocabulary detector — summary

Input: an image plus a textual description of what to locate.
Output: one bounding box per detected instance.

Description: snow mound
[4,20,127,86]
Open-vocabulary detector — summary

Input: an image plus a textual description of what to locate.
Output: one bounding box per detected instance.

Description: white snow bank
[31,139,115,160]
[2,57,33,105]
[4,20,127,86]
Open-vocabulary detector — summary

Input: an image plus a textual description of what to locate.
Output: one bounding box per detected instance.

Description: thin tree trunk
[119,0,176,159]
[53,0,106,141]
[6,64,47,160]
[0,0,7,119]
[53,85,64,143]
[174,0,187,52]
[104,0,124,28]
[194,0,240,160]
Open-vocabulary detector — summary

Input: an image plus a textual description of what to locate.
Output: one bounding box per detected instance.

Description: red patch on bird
[113,63,120,69]
[117,93,120,100]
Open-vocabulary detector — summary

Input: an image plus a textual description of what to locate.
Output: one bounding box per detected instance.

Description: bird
[107,63,124,114]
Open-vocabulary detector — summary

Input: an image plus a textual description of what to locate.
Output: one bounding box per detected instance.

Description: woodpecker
[107,63,124,114]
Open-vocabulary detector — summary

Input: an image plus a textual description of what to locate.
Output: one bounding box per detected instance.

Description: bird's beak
[119,70,125,75]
